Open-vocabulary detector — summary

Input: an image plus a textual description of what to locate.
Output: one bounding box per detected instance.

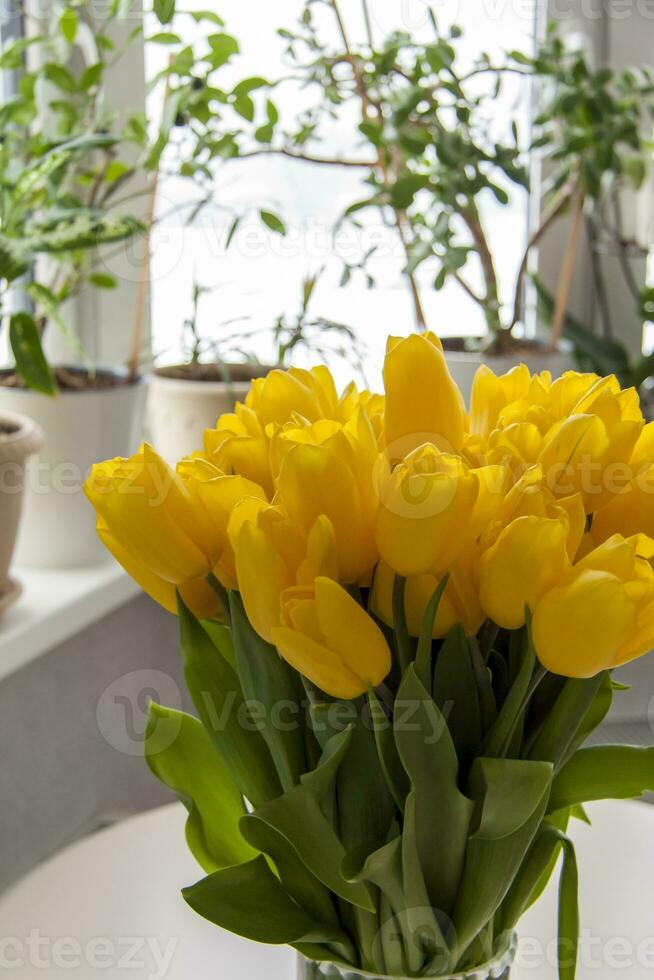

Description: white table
[0,800,652,978]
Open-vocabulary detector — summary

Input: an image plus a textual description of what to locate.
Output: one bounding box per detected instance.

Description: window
[146,0,539,386]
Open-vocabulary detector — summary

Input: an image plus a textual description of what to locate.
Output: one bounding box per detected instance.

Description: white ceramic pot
[0,374,146,568]
[147,373,252,465]
[0,411,43,600]
[445,349,574,405]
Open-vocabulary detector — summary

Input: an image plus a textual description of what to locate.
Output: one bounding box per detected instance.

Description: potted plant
[148,271,363,463]
[85,330,654,980]
[0,410,42,613]
[182,7,654,399]
[0,0,244,565]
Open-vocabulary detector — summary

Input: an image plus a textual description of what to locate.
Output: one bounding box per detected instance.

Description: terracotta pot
[0,411,43,597]
[0,372,146,568]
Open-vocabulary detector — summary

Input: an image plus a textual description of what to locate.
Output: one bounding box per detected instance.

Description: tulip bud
[376,444,479,577]
[383,333,466,458]
[478,515,572,629]
[272,577,391,699]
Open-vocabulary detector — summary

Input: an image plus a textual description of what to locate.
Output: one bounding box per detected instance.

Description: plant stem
[237,148,376,168]
[550,190,585,350]
[499,664,547,758]
[206,573,231,624]
[510,178,577,331]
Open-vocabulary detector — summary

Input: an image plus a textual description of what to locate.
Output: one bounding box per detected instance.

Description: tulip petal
[271,627,366,699]
[234,522,293,643]
[313,577,391,688]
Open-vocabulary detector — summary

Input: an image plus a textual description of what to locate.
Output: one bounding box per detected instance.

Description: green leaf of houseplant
[549,745,654,812]
[183,855,347,947]
[452,756,553,960]
[145,703,256,873]
[395,665,474,916]
[9,312,56,395]
[229,591,306,792]
[178,595,281,808]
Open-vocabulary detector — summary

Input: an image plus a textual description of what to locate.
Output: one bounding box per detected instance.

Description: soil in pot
[0,366,141,392]
[154,361,273,383]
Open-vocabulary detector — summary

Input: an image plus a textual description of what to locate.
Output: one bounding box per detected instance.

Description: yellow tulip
[205,404,273,497]
[230,503,337,644]
[538,377,643,509]
[478,515,572,629]
[85,444,213,584]
[96,517,220,620]
[469,363,542,440]
[274,410,380,584]
[271,577,391,699]
[590,422,654,543]
[177,455,267,589]
[370,550,484,639]
[375,444,479,576]
[480,466,586,563]
[383,332,466,458]
[246,365,364,428]
[532,534,654,676]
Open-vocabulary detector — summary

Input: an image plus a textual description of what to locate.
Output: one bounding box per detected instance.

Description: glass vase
[296,931,516,980]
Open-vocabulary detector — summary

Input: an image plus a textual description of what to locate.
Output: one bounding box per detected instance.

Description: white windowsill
[0,563,140,683]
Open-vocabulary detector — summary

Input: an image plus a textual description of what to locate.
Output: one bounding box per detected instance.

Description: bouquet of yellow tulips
[86,332,654,980]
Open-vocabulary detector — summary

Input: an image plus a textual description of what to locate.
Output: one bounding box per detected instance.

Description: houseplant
[86,331,654,980]
[185,7,654,396]
[0,410,42,613]
[0,0,246,564]
[148,271,363,462]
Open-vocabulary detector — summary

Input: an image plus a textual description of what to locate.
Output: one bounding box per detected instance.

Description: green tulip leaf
[200,618,236,670]
[336,699,396,857]
[560,672,613,767]
[557,834,579,980]
[528,673,607,770]
[229,591,306,792]
[301,726,353,825]
[178,595,281,808]
[395,666,474,916]
[433,623,482,772]
[402,792,450,970]
[145,703,256,873]
[549,745,654,812]
[452,756,553,958]
[501,819,569,929]
[482,622,535,758]
[183,855,346,946]
[248,784,375,912]
[239,815,342,935]
[368,689,409,812]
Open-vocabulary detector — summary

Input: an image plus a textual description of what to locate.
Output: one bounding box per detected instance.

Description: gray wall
[0,595,187,893]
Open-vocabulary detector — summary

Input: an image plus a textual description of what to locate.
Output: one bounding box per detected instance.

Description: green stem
[206,573,231,624]
[392,575,412,674]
